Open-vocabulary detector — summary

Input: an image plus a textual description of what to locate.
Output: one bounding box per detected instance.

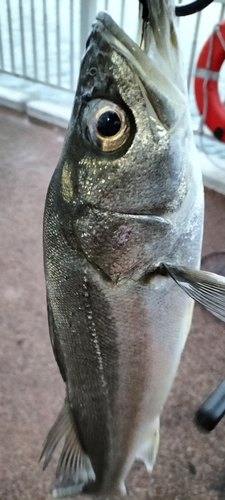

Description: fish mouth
[95,11,146,64]
[102,212,169,224]
[93,11,186,129]
[75,201,172,225]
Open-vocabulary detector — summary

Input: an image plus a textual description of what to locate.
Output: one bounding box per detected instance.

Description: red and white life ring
[194,20,225,142]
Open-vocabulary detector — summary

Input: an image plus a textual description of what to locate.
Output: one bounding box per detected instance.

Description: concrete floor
[0,107,225,500]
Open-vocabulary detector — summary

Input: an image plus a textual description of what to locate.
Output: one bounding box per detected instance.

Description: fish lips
[74,205,171,283]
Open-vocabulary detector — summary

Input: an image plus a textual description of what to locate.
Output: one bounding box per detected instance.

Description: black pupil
[97,111,121,137]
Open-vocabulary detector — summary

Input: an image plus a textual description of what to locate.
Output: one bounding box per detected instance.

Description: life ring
[194,20,225,142]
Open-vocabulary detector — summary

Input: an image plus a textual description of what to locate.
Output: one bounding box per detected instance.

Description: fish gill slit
[82,271,108,394]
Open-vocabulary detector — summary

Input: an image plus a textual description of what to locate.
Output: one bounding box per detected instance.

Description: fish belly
[97,274,193,491]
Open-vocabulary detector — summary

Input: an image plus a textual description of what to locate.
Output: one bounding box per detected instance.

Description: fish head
[55,5,200,282]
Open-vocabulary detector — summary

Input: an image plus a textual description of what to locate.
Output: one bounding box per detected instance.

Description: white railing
[0,0,138,91]
[0,0,224,93]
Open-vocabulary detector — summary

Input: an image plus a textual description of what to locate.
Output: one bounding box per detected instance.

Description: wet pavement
[0,107,225,500]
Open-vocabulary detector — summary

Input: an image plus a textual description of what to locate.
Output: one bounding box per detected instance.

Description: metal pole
[6,0,15,72]
[56,0,61,87]
[43,0,49,83]
[187,11,201,90]
[80,0,97,60]
[0,16,4,70]
[120,0,126,28]
[19,0,27,76]
[31,0,38,79]
[219,4,225,20]
[70,0,74,89]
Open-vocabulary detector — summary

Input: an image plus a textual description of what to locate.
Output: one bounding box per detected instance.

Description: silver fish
[40,0,212,496]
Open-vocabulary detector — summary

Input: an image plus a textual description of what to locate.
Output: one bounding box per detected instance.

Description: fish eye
[97,110,121,137]
[83,99,131,153]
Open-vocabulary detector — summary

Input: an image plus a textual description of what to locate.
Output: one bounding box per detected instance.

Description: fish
[40,0,224,497]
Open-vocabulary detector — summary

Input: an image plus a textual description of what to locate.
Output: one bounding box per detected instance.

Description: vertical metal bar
[80,0,97,60]
[6,0,15,72]
[177,0,183,24]
[43,0,49,83]
[70,0,74,89]
[31,0,38,79]
[219,4,225,21]
[56,0,61,86]
[104,0,109,9]
[19,0,26,76]
[0,17,4,70]
[120,0,126,28]
[187,11,201,90]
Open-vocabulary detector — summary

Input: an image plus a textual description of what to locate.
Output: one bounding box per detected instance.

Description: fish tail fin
[40,402,95,496]
[136,418,160,472]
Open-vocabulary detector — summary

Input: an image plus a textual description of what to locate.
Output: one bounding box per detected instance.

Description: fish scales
[41,0,205,497]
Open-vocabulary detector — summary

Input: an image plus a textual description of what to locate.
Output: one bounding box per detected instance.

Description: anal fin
[40,402,95,495]
[136,419,160,473]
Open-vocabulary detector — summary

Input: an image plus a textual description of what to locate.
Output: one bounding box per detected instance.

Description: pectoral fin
[162,263,225,322]
[40,402,95,494]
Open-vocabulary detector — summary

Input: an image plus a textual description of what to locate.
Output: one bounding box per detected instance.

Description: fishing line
[175,0,214,17]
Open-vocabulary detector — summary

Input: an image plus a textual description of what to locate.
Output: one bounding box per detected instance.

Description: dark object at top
[139,0,214,21]
[175,0,214,17]
[194,379,225,431]
[139,0,149,21]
